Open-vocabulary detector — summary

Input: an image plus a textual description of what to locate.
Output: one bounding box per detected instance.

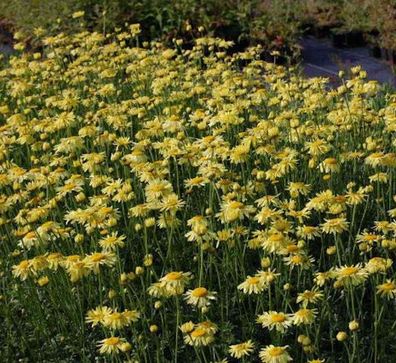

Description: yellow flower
[336,331,348,342]
[377,279,396,299]
[293,308,317,326]
[72,11,85,19]
[217,199,255,223]
[149,271,192,297]
[98,336,128,355]
[238,273,271,295]
[262,232,289,254]
[287,182,311,198]
[184,287,217,309]
[256,311,293,333]
[12,260,32,280]
[259,345,292,363]
[365,257,392,273]
[86,306,113,327]
[84,251,117,274]
[319,158,339,173]
[332,264,368,287]
[229,340,255,359]
[101,309,140,329]
[37,276,49,286]
[296,289,323,307]
[321,217,349,234]
[99,232,126,251]
[348,320,359,331]
[181,321,218,347]
[159,193,185,214]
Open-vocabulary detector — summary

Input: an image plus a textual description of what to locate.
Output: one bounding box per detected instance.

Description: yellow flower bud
[336,331,348,341]
[149,324,158,333]
[143,254,153,267]
[348,320,359,331]
[108,289,117,299]
[135,266,144,275]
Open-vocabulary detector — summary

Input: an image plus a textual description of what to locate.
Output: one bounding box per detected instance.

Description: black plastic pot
[381,48,391,61]
[390,50,396,65]
[331,31,366,48]
[214,23,251,55]
[369,46,382,58]
[313,25,333,39]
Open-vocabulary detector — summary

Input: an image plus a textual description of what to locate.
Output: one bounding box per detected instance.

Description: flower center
[192,287,208,297]
[247,277,260,285]
[269,347,284,356]
[90,253,105,262]
[106,337,120,345]
[271,314,286,323]
[191,328,206,338]
[342,267,358,276]
[166,271,182,281]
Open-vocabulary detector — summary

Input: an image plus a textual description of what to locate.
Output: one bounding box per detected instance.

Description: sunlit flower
[256,311,293,333]
[259,345,292,363]
[229,340,255,359]
[184,287,217,309]
[321,218,349,234]
[377,279,396,299]
[98,336,129,355]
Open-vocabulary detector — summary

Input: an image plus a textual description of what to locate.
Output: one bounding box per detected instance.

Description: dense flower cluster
[1,24,396,362]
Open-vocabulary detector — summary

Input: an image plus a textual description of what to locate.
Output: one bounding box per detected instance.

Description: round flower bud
[38,276,49,286]
[297,335,307,344]
[283,283,291,291]
[260,257,271,268]
[348,320,359,331]
[299,335,311,346]
[143,254,153,267]
[120,342,132,352]
[149,324,158,333]
[326,246,337,255]
[135,266,144,275]
[303,345,315,353]
[74,234,84,244]
[336,331,348,341]
[75,192,86,202]
[120,273,128,285]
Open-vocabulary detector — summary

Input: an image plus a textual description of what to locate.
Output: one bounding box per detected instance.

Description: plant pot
[390,50,396,65]
[369,46,381,58]
[313,25,332,38]
[381,48,391,61]
[331,31,365,48]
[214,23,251,55]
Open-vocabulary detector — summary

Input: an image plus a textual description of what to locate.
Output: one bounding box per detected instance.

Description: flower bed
[1,27,396,362]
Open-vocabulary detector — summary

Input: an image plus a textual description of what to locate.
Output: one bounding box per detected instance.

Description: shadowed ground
[301,36,396,87]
